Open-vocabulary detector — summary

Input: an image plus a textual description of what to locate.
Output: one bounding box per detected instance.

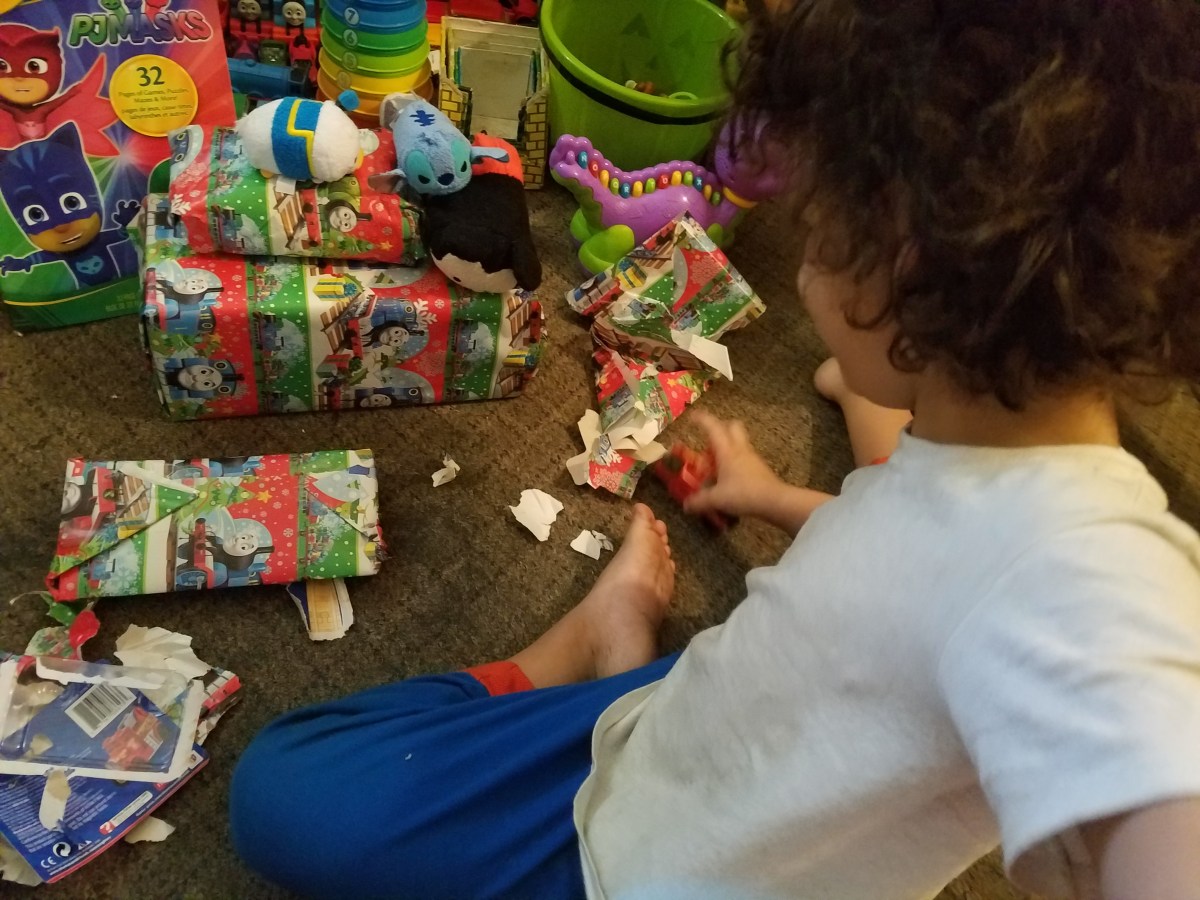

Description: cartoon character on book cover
[0,1,234,330]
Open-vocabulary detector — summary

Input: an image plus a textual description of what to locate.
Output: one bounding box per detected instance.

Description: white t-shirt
[574,431,1200,900]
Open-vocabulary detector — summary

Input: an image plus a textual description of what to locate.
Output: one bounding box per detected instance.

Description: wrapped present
[564,213,766,500]
[566,212,765,370]
[47,450,383,601]
[166,125,423,264]
[139,195,544,421]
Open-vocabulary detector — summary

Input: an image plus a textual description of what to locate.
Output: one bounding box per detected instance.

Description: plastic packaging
[0,658,203,782]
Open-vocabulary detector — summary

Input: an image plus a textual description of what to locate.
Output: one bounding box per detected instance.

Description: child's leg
[814,358,913,467]
[229,506,677,900]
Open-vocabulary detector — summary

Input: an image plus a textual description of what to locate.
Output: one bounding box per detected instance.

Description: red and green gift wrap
[566,212,766,366]
[47,450,383,601]
[168,125,423,265]
[140,194,544,421]
[564,212,766,500]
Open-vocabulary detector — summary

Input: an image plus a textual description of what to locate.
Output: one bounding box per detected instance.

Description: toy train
[228,56,314,100]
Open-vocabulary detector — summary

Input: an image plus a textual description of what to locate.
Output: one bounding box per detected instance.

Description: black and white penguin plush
[422,134,542,294]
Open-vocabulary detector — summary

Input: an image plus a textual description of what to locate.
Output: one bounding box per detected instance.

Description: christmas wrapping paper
[140,195,544,421]
[573,349,713,499]
[167,124,423,265]
[566,212,766,366]
[565,213,765,499]
[47,450,383,601]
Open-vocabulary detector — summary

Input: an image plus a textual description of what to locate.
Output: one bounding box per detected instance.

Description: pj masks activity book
[0,0,234,329]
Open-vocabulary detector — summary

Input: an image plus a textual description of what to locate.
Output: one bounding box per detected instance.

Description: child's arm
[1082,798,1200,900]
[684,412,833,537]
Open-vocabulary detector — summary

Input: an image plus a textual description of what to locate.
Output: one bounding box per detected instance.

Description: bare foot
[508,504,675,687]
[813,357,850,406]
[580,503,675,678]
[813,356,912,468]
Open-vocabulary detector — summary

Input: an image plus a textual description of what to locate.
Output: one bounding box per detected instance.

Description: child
[228,1,1200,898]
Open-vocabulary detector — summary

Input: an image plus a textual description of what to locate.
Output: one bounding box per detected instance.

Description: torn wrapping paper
[566,350,710,499]
[567,212,765,363]
[564,213,765,499]
[47,450,383,601]
[123,816,175,844]
[287,580,355,641]
[38,770,71,831]
[431,457,461,487]
[0,836,40,886]
[194,666,243,745]
[570,530,614,560]
[167,125,424,265]
[510,490,563,541]
[140,195,544,421]
[115,626,211,679]
[13,594,100,661]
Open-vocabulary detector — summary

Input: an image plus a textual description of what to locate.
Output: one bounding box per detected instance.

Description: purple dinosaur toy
[550,126,785,273]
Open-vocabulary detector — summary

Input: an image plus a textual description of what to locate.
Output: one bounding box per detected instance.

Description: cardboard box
[438,16,549,188]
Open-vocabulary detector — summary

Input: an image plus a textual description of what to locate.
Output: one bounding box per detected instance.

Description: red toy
[102,706,165,771]
[653,443,736,532]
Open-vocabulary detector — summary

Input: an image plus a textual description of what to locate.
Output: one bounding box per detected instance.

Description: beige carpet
[1,185,1197,898]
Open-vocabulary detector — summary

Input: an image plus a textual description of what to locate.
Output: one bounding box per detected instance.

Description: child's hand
[685,411,835,536]
[684,412,785,522]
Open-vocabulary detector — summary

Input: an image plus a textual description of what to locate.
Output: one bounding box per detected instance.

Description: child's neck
[908,376,1121,450]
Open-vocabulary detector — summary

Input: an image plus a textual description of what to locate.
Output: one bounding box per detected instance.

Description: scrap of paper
[510,489,563,541]
[570,530,614,560]
[671,331,733,381]
[287,579,355,641]
[0,837,40,886]
[196,667,243,744]
[431,456,461,487]
[123,816,175,844]
[39,770,71,831]
[115,626,211,679]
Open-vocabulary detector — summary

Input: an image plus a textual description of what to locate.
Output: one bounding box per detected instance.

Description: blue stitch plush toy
[381,93,509,197]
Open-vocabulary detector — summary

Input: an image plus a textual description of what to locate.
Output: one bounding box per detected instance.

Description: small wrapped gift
[47,450,383,601]
[167,125,423,265]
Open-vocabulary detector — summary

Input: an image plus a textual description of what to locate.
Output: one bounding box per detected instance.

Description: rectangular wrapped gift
[47,450,383,601]
[140,195,544,421]
[167,124,423,265]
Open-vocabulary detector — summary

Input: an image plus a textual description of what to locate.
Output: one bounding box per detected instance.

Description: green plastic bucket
[540,0,738,170]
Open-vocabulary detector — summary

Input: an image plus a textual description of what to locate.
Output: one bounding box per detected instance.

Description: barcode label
[65,683,135,738]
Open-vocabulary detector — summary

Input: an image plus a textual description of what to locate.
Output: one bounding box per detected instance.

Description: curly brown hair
[728,0,1200,408]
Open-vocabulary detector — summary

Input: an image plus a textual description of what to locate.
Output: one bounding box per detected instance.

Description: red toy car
[653,443,736,532]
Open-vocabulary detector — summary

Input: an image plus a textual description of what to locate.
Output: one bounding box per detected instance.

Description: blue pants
[229,655,678,899]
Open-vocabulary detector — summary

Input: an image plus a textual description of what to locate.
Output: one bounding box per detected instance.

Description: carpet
[1,185,1196,899]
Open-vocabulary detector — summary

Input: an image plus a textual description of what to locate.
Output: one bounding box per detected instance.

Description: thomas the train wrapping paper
[565,214,766,499]
[139,194,544,421]
[47,450,383,601]
[0,0,235,331]
[167,124,424,264]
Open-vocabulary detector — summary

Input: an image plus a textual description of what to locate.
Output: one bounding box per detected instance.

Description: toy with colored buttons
[549,131,783,274]
[652,443,737,532]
